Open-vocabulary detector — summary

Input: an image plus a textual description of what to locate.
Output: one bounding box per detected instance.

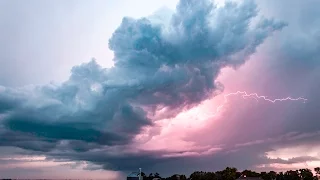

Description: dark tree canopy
[139,167,320,180]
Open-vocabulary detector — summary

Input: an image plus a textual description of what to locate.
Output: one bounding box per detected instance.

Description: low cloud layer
[1,0,320,178]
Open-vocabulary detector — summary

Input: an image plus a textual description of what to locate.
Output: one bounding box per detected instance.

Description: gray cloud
[235,0,320,138]
[0,0,290,175]
[160,0,320,175]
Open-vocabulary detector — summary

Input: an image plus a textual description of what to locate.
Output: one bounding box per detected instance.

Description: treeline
[140,167,320,180]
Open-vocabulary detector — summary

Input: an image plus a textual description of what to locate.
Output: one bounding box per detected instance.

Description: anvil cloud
[0,0,319,178]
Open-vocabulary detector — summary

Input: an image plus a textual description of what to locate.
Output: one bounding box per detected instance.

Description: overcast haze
[0,0,320,179]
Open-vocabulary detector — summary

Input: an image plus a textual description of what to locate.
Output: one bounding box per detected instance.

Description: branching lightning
[218,91,307,111]
[201,91,308,120]
[227,91,308,103]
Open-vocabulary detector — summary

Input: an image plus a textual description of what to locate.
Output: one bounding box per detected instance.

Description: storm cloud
[4,0,317,176]
[174,0,320,175]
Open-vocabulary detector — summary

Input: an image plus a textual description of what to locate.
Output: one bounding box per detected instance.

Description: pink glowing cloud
[134,62,308,159]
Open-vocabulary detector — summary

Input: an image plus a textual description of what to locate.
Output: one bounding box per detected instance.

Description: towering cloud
[0,0,285,172]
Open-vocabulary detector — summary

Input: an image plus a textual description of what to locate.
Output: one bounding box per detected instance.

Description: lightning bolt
[224,91,307,103]
[202,91,308,120]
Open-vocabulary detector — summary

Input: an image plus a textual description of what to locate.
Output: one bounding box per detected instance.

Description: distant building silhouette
[127,172,143,180]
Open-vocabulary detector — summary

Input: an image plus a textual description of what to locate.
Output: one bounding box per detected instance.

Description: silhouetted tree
[261,171,272,180]
[145,166,319,180]
[165,174,188,180]
[221,167,237,180]
[315,167,320,176]
[189,171,218,180]
[148,173,154,180]
[190,171,205,180]
[276,172,285,180]
[236,171,242,179]
[284,170,300,180]
[204,172,218,180]
[299,169,314,180]
[154,172,161,178]
[180,174,187,180]
[242,169,260,177]
[269,171,277,180]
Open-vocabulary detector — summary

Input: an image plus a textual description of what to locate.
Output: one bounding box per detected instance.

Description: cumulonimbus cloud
[0,0,286,171]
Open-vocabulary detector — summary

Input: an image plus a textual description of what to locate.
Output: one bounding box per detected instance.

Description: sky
[0,0,319,179]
